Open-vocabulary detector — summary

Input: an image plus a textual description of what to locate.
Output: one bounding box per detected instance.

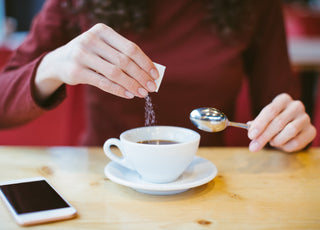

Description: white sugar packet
[153,62,166,92]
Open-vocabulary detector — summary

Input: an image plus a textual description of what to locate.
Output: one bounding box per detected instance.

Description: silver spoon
[190,107,248,132]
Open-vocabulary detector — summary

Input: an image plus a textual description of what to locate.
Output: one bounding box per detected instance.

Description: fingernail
[248,129,259,139]
[125,91,134,99]
[150,68,158,79]
[138,87,148,97]
[147,81,156,92]
[249,141,260,152]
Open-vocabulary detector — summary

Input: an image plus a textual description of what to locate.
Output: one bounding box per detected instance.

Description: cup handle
[103,138,135,171]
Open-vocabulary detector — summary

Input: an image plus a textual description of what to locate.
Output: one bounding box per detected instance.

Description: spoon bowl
[190,107,248,132]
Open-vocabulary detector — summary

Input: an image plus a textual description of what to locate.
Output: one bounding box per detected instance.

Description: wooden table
[0,146,319,229]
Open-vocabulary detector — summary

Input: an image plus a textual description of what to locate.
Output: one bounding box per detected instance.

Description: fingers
[269,113,309,146]
[248,93,316,152]
[81,52,150,97]
[89,24,159,79]
[248,93,292,140]
[75,68,135,99]
[249,95,298,151]
[68,24,160,98]
[93,24,159,79]
[275,125,317,152]
[94,44,157,96]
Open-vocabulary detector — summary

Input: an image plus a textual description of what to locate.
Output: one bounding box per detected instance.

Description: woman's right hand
[34,23,159,102]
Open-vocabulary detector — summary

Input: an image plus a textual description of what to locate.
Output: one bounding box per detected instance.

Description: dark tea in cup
[137,140,180,145]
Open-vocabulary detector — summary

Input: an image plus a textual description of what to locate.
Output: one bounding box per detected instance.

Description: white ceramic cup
[103,126,200,183]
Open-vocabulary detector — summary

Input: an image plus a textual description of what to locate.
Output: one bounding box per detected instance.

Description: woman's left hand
[247,93,317,152]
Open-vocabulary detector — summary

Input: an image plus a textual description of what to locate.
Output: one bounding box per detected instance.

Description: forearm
[0,55,66,129]
[0,57,45,128]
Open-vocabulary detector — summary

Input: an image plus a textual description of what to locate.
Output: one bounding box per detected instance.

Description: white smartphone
[0,177,77,226]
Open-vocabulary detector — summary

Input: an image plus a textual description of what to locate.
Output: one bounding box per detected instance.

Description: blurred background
[0,0,319,146]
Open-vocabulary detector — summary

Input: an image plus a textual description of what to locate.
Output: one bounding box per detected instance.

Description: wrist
[34,52,63,103]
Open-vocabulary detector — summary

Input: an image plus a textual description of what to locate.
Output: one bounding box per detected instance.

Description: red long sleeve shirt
[0,0,299,146]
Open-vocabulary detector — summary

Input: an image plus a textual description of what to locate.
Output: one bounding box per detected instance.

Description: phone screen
[0,180,70,214]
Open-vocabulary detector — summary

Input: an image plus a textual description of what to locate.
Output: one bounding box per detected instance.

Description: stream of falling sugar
[144,95,156,127]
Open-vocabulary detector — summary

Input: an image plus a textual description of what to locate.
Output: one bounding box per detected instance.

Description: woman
[0,0,316,151]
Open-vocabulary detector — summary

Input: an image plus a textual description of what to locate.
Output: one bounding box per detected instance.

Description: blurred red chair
[283,4,320,38]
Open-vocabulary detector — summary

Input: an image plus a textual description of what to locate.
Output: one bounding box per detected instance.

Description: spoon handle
[228,121,249,130]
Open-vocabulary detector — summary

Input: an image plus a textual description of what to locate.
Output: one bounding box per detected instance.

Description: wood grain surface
[0,146,319,229]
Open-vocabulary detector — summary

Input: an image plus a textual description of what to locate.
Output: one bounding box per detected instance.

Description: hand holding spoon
[190,107,248,132]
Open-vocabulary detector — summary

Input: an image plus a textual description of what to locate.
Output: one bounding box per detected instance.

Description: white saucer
[104,156,218,195]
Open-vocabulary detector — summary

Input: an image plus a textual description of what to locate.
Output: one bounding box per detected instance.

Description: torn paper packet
[153,62,166,92]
